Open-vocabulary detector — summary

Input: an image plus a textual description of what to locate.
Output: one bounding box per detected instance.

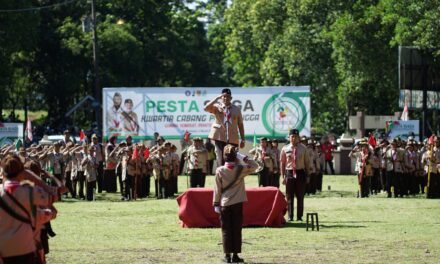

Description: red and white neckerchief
[3,180,21,194]
[291,145,297,178]
[225,162,235,170]
[223,106,231,125]
[194,154,199,169]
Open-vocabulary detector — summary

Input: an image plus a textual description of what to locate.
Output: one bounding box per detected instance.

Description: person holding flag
[422,135,440,198]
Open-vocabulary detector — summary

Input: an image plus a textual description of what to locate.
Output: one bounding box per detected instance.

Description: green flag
[253,131,257,147]
[15,139,22,151]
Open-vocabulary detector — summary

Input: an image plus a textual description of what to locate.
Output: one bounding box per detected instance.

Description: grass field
[47,175,440,264]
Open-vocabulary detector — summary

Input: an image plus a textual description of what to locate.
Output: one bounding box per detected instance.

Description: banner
[387,120,419,141]
[103,87,311,140]
[0,123,24,146]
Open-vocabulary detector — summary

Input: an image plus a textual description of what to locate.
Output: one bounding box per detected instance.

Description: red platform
[176,187,287,228]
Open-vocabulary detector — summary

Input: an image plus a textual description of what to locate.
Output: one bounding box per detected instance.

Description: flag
[15,139,22,151]
[368,133,377,148]
[428,134,435,145]
[184,131,190,142]
[253,131,257,147]
[25,118,33,142]
[79,130,86,141]
[401,100,409,121]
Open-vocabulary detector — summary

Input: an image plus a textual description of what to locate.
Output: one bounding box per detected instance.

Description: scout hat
[222,88,232,95]
[289,129,299,136]
[259,137,268,141]
[91,134,98,139]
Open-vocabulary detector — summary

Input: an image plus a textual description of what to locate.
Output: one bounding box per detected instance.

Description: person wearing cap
[121,98,139,135]
[370,146,382,195]
[39,142,65,184]
[249,137,276,187]
[404,140,418,196]
[213,144,258,263]
[186,137,208,188]
[204,88,245,167]
[106,92,124,133]
[384,138,406,198]
[81,146,98,201]
[104,135,118,194]
[70,144,86,199]
[271,139,281,188]
[147,145,172,199]
[280,129,311,221]
[91,134,105,194]
[349,139,373,198]
[421,135,440,198]
[169,144,180,195]
[180,132,193,175]
[61,130,73,147]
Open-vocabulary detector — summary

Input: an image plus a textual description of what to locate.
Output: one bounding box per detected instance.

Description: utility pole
[91,0,101,137]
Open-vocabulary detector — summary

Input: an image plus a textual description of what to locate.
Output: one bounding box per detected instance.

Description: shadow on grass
[283,221,366,229]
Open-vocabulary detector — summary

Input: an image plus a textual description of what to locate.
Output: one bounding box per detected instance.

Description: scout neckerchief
[291,145,297,178]
[221,162,244,193]
[223,105,231,142]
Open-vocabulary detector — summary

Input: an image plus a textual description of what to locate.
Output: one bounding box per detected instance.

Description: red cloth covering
[176,187,287,228]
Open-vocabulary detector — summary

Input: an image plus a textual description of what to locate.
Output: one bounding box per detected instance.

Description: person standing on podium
[280,129,311,222]
[204,88,245,167]
[213,145,258,263]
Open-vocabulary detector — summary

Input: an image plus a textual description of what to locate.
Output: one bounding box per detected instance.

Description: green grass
[47,175,440,264]
[3,109,47,123]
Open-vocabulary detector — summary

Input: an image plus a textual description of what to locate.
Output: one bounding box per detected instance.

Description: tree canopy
[1,0,440,135]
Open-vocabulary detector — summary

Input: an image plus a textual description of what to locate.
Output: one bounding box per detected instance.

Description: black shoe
[232,255,244,263]
[288,217,293,222]
[297,217,303,221]
[222,256,231,263]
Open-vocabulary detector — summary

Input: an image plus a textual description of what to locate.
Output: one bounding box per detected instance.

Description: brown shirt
[213,159,258,207]
[205,103,243,145]
[280,143,310,175]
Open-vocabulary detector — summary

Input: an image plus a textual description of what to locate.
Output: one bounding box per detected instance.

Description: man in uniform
[384,139,405,197]
[186,137,208,188]
[121,98,139,135]
[213,145,258,263]
[321,136,335,175]
[106,92,124,133]
[249,137,276,187]
[204,88,245,166]
[280,129,310,221]
[91,134,105,194]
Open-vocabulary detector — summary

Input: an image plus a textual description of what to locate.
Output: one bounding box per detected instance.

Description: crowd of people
[349,135,440,199]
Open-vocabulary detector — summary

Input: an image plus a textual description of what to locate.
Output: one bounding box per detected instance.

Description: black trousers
[427,173,440,198]
[65,171,75,198]
[325,160,335,174]
[385,170,395,197]
[97,161,104,193]
[124,174,134,200]
[272,171,280,188]
[285,169,306,220]
[208,160,215,175]
[190,169,204,188]
[2,252,37,264]
[77,172,85,199]
[104,169,117,193]
[86,180,96,201]
[258,167,270,187]
[220,202,243,254]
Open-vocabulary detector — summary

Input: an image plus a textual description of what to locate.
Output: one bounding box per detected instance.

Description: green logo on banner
[262,92,309,136]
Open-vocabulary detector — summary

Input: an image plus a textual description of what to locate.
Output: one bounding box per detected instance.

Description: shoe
[222,256,231,263]
[297,217,303,221]
[232,255,244,263]
[288,217,293,222]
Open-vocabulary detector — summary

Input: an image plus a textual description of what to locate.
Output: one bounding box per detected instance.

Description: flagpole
[23,98,28,148]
